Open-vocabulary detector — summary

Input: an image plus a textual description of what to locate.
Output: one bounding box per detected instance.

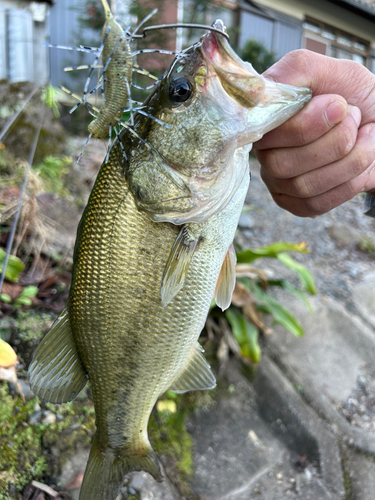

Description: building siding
[239,10,274,50]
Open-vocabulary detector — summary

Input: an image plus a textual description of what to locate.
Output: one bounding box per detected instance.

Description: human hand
[253,49,375,217]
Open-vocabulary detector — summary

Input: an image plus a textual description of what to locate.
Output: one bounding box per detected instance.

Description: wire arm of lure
[130,23,230,41]
[118,120,160,157]
[64,63,159,84]
[132,48,179,57]
[133,64,159,81]
[77,134,93,163]
[69,80,103,114]
[114,125,128,162]
[64,64,102,72]
[118,106,170,129]
[83,26,111,98]
[131,82,158,91]
[60,86,100,118]
[45,43,100,54]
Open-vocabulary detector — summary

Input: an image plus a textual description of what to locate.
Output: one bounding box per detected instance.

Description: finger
[271,164,374,217]
[254,95,347,150]
[255,105,361,179]
[263,49,375,125]
[261,123,375,199]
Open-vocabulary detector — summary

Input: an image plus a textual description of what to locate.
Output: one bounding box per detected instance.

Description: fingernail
[369,125,375,139]
[348,105,362,127]
[325,101,347,127]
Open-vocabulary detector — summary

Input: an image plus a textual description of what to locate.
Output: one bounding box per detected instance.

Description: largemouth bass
[29,21,311,500]
[127,21,311,307]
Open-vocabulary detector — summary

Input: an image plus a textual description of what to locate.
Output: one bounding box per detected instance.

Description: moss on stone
[149,390,215,497]
[0,382,96,499]
[0,383,47,499]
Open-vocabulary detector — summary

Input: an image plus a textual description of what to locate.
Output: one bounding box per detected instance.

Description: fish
[28,20,311,500]
[126,20,312,307]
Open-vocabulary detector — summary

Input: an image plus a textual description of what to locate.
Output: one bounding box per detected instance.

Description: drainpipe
[176,0,183,52]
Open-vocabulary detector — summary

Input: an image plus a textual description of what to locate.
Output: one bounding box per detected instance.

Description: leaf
[277,253,316,294]
[225,308,261,363]
[20,285,39,298]
[0,248,25,282]
[15,297,32,306]
[267,298,304,337]
[241,204,256,213]
[225,308,246,344]
[209,298,217,311]
[231,281,251,307]
[236,242,308,264]
[0,293,12,303]
[250,282,304,337]
[156,400,177,413]
[283,281,313,313]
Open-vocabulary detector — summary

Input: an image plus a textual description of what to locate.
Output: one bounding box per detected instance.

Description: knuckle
[344,179,359,199]
[281,49,314,75]
[333,122,357,158]
[290,175,314,198]
[349,151,368,179]
[266,149,293,178]
[303,195,331,217]
[289,119,309,146]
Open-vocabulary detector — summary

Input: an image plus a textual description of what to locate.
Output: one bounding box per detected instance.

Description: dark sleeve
[364,193,375,218]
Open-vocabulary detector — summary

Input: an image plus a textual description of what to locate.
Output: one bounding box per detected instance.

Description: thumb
[263,49,375,125]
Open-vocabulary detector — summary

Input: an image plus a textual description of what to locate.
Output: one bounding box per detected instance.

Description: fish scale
[69,142,238,458]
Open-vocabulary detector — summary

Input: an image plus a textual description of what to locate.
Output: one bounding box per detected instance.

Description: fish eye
[169,78,192,103]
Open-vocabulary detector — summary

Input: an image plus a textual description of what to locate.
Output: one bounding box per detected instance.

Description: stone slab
[344,449,375,500]
[352,271,375,329]
[187,357,345,499]
[266,296,375,454]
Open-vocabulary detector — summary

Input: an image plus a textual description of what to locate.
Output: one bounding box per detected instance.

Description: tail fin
[79,435,163,500]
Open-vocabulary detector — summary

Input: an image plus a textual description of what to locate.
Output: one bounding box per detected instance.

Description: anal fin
[161,225,199,307]
[169,343,216,393]
[214,243,236,311]
[28,306,87,403]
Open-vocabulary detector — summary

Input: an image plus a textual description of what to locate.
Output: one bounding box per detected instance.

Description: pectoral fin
[169,343,216,393]
[161,226,199,307]
[28,306,87,403]
[214,243,236,311]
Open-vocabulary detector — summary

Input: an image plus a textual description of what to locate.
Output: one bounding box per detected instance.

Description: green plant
[149,389,214,496]
[1,285,38,308]
[41,85,60,119]
[0,248,25,283]
[0,384,47,498]
[359,236,375,258]
[32,155,71,196]
[240,39,276,74]
[214,242,316,364]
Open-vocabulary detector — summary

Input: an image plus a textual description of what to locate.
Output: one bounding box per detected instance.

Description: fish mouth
[201,20,312,139]
[201,20,266,109]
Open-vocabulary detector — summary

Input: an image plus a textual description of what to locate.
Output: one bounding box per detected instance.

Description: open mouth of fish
[127,20,312,225]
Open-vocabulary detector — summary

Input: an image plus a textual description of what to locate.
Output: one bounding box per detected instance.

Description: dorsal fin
[161,226,199,307]
[214,243,236,311]
[169,343,216,393]
[28,306,87,403]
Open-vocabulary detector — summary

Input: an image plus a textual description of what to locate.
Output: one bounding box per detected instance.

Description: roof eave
[327,0,375,22]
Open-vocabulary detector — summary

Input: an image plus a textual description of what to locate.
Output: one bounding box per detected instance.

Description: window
[302,18,370,68]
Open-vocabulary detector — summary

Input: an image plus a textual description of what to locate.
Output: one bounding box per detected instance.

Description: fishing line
[0,85,41,143]
[0,107,46,294]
